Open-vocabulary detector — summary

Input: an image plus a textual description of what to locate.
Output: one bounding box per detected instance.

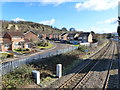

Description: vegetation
[36,41,48,47]
[1,20,67,34]
[14,48,30,54]
[117,26,120,37]
[78,45,88,52]
[0,53,14,60]
[38,43,53,49]
[2,65,34,89]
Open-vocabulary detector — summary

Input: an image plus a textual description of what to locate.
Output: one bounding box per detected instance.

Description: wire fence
[2,46,78,75]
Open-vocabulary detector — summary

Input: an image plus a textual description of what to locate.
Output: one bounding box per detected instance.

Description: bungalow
[24,30,40,42]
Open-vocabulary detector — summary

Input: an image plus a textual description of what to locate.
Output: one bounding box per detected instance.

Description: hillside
[0,20,66,34]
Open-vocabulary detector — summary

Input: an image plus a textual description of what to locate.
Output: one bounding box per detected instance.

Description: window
[14,42,19,47]
[4,44,10,48]
[83,36,87,39]
[78,37,82,39]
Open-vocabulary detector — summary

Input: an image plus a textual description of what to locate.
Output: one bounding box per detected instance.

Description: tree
[61,27,67,31]
[91,31,95,34]
[117,26,120,37]
[69,27,76,32]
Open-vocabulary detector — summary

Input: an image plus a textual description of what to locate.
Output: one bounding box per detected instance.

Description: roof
[0,31,6,38]
[7,31,24,37]
[61,33,67,36]
[78,32,90,37]
[67,33,76,37]
[24,30,38,36]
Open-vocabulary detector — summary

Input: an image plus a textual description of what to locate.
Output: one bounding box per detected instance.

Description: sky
[0,0,119,33]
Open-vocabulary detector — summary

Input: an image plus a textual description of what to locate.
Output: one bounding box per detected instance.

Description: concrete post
[56,64,62,78]
[32,70,40,84]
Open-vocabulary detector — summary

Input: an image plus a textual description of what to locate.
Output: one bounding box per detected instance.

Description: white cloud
[75,0,118,11]
[97,18,118,24]
[12,18,25,22]
[39,19,55,25]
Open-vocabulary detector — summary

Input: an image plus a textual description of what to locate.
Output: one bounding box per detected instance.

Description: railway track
[117,40,120,89]
[103,41,118,89]
[58,40,114,89]
[73,41,115,89]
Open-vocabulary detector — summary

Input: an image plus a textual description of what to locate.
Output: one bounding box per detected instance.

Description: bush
[2,65,33,89]
[14,48,22,51]
[78,45,88,52]
[14,48,30,52]
[7,53,14,58]
[37,41,48,47]
[0,53,14,60]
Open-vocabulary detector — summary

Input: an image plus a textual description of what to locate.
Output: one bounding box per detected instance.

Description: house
[0,32,12,52]
[42,34,47,39]
[49,34,54,40]
[24,30,40,42]
[53,34,60,41]
[78,32,92,43]
[60,33,68,42]
[67,33,76,41]
[67,33,80,44]
[7,31,26,49]
[0,31,32,52]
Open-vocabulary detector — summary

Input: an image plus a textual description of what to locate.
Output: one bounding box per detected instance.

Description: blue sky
[1,0,119,33]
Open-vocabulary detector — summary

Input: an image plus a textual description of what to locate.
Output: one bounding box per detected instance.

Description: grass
[72,44,80,46]
[38,43,53,49]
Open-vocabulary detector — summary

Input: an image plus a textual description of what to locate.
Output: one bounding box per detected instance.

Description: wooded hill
[1,20,67,34]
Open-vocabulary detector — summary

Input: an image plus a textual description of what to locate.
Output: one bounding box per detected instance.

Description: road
[1,42,72,63]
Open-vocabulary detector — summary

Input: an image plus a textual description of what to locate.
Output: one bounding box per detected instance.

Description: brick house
[42,34,47,39]
[0,31,32,52]
[24,30,40,42]
[0,32,12,52]
[49,34,54,40]
[53,34,59,40]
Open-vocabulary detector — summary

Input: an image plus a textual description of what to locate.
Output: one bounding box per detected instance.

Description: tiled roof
[61,33,67,36]
[67,33,76,37]
[0,31,6,37]
[78,32,90,37]
[7,31,24,37]
[24,30,38,36]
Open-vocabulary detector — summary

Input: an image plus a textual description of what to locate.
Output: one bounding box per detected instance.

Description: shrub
[37,41,48,47]
[78,45,88,52]
[14,48,22,51]
[7,53,14,58]
[2,65,33,89]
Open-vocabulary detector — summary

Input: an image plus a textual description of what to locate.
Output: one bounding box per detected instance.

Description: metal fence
[2,46,78,75]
